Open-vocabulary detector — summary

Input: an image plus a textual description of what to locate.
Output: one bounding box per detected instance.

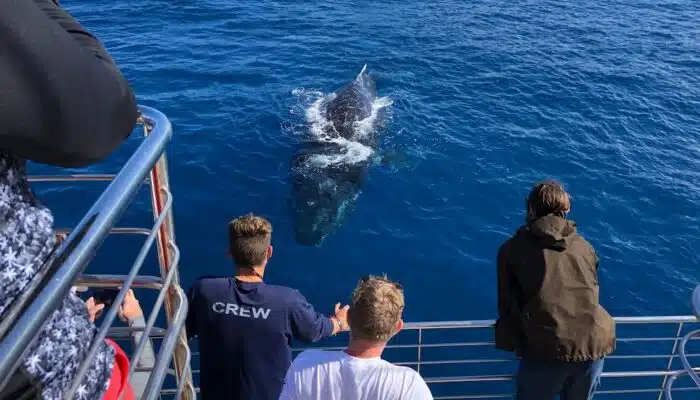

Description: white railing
[664,285,700,399]
[185,314,700,399]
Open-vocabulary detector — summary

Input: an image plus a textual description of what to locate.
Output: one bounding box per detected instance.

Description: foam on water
[291,88,392,168]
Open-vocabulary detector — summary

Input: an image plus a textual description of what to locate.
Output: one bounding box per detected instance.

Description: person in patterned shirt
[0,0,138,398]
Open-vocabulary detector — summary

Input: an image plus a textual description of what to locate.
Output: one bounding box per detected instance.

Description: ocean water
[36,0,700,397]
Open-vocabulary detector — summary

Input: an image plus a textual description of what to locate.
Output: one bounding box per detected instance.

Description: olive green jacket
[495,215,616,362]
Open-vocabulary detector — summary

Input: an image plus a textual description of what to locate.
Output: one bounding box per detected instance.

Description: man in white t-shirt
[279,275,433,400]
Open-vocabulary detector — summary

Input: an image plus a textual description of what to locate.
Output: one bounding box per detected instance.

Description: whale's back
[325,67,376,139]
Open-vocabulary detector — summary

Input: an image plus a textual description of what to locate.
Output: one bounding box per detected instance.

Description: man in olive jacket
[495,180,615,400]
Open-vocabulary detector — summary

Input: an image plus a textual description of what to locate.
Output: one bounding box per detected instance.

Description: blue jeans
[516,358,605,400]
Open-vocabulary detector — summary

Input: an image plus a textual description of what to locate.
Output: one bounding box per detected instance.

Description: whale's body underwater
[291,65,383,246]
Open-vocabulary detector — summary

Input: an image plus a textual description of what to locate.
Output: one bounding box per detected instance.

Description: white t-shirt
[279,349,433,400]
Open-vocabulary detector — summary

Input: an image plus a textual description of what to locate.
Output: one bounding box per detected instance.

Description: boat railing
[663,285,700,399]
[0,106,195,400]
[182,313,700,399]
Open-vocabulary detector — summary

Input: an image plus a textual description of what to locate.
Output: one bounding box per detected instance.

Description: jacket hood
[522,214,577,250]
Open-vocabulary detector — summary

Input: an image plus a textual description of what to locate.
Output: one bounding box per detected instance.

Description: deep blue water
[37,0,700,397]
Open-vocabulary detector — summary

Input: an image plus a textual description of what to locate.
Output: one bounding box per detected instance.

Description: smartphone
[92,288,120,307]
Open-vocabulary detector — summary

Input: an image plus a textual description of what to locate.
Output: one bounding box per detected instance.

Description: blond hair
[527,180,571,219]
[348,275,404,342]
[228,213,272,267]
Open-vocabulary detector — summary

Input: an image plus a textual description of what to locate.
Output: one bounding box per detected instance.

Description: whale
[291,65,381,246]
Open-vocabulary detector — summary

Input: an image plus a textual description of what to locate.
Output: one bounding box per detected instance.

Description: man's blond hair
[228,213,272,267]
[348,275,404,342]
[527,180,571,219]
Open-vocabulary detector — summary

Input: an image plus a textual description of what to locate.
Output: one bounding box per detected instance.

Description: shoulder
[290,349,336,369]
[190,276,230,291]
[264,284,308,302]
[400,367,432,397]
[497,228,524,259]
[499,225,529,249]
[569,226,598,254]
[384,365,432,397]
[390,364,425,379]
[567,224,600,264]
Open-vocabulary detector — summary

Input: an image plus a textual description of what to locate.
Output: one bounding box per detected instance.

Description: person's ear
[395,319,404,334]
[267,245,273,260]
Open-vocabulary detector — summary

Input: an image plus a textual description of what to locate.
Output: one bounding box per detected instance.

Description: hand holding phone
[92,288,120,307]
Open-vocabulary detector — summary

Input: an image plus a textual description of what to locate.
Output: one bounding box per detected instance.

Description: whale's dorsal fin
[356,64,368,80]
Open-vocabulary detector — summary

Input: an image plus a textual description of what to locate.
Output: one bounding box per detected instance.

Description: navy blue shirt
[186,277,335,400]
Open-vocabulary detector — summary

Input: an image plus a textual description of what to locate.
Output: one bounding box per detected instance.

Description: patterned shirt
[0,153,114,399]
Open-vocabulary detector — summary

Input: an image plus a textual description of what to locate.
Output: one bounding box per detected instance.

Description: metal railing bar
[400,316,699,330]
[290,339,700,356]
[659,322,685,400]
[434,395,511,399]
[598,386,700,394]
[679,330,700,387]
[64,188,174,399]
[145,132,193,399]
[663,330,700,399]
[141,286,188,400]
[174,342,193,400]
[425,375,512,383]
[0,106,172,391]
[107,327,168,339]
[387,352,700,367]
[417,328,423,375]
[394,359,513,366]
[128,240,180,379]
[160,388,201,396]
[603,368,700,378]
[57,227,153,237]
[28,174,117,182]
[417,368,700,385]
[76,274,164,290]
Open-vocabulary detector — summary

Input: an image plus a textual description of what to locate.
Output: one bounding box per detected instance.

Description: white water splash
[294,89,392,168]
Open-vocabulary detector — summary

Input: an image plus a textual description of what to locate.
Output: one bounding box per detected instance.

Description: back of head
[348,275,404,343]
[229,214,272,267]
[526,180,571,222]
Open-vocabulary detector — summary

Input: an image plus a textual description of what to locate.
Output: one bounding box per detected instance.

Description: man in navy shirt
[186,213,349,400]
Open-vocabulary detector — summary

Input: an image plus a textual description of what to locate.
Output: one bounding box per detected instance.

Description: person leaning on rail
[185,213,350,400]
[494,180,616,400]
[0,0,139,399]
[279,274,434,400]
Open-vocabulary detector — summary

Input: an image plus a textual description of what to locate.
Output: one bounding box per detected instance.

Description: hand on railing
[85,297,106,323]
[118,289,144,324]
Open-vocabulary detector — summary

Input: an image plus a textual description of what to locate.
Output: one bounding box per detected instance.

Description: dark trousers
[516,357,604,400]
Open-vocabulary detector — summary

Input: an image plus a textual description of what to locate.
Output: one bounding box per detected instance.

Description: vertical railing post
[417,328,423,375]
[658,322,684,400]
[141,114,195,399]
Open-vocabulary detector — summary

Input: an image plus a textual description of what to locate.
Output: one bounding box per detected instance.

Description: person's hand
[85,297,104,323]
[118,289,143,324]
[333,302,350,332]
[55,232,67,245]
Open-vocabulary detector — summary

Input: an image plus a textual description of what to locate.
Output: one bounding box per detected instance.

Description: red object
[102,339,135,400]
